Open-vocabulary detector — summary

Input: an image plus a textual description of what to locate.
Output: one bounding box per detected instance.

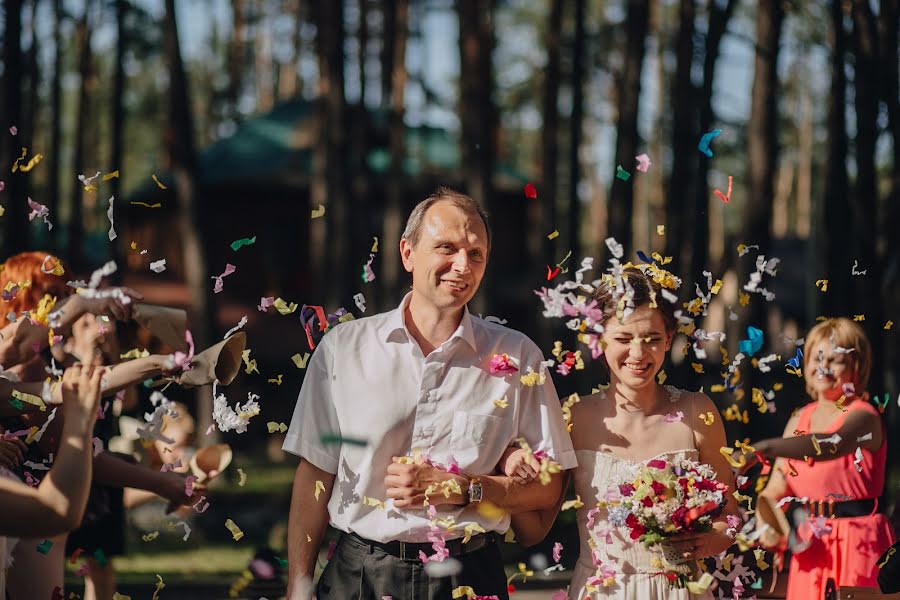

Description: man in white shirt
[284,187,576,600]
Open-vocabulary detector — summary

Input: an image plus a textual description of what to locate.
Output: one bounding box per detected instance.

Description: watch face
[471,483,483,503]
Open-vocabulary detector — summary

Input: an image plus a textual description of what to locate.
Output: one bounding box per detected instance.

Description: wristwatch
[466,476,483,504]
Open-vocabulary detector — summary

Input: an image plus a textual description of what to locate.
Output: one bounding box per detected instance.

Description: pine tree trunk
[109,0,127,280]
[850,0,883,388]
[163,0,216,437]
[567,0,586,262]
[821,0,851,317]
[358,0,368,106]
[456,0,496,313]
[46,0,63,248]
[608,0,648,257]
[67,3,93,272]
[690,0,736,282]
[227,0,246,118]
[381,0,409,307]
[665,0,695,271]
[735,0,783,361]
[1,0,27,257]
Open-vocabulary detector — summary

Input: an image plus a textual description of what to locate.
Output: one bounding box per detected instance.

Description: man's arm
[287,459,335,600]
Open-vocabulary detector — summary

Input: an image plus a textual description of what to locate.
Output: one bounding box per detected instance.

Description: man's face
[399,201,489,312]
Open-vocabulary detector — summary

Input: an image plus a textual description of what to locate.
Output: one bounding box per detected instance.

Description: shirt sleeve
[282,333,341,474]
[516,340,578,470]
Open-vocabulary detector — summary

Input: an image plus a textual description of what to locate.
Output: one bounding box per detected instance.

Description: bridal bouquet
[602,455,728,577]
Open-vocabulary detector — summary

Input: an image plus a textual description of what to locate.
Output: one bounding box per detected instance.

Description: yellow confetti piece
[691,362,704,374]
[151,174,167,189]
[885,320,894,330]
[112,594,132,600]
[452,586,475,599]
[130,201,162,208]
[815,279,829,292]
[853,314,865,321]
[710,279,724,294]
[519,371,543,386]
[503,528,516,543]
[476,500,506,520]
[462,523,486,544]
[16,152,44,173]
[267,374,283,385]
[241,349,259,375]
[291,352,310,368]
[371,237,379,252]
[699,411,715,425]
[273,297,298,315]
[561,393,581,432]
[102,170,119,180]
[0,205,4,217]
[152,574,165,600]
[739,292,750,306]
[311,204,325,219]
[754,548,770,570]
[12,389,46,411]
[492,396,509,408]
[719,446,746,469]
[266,421,287,433]
[362,496,385,510]
[656,370,667,385]
[120,348,150,360]
[224,518,244,541]
[237,468,247,487]
[811,436,822,456]
[686,572,715,595]
[547,230,559,240]
[314,480,326,501]
[656,225,665,236]
[142,531,159,542]
[561,495,583,511]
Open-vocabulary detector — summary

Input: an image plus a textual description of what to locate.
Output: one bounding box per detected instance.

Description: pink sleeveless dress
[783,399,895,599]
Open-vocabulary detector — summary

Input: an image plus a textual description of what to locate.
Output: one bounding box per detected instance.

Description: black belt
[344,531,495,562]
[797,498,878,519]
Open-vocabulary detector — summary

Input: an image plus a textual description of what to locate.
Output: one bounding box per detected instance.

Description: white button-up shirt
[283,294,577,543]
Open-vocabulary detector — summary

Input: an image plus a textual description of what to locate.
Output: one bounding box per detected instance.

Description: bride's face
[601,304,672,390]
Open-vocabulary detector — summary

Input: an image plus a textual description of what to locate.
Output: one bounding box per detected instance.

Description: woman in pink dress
[752,317,895,599]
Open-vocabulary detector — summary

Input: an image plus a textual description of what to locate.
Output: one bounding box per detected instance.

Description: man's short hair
[401,187,492,250]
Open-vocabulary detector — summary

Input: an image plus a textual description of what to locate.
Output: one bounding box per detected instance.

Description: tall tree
[67,1,94,272]
[227,0,246,118]
[310,1,350,306]
[567,0,586,261]
[1,0,27,256]
[665,0,696,271]
[849,0,883,386]
[456,0,496,311]
[380,0,396,108]
[22,0,40,148]
[607,0,649,256]
[109,0,127,277]
[821,0,851,316]
[163,0,216,435]
[529,0,562,266]
[46,0,64,242]
[254,0,274,112]
[737,0,784,352]
[358,0,368,106]
[689,0,737,281]
[380,0,409,305]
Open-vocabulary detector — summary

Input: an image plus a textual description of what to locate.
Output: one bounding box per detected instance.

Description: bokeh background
[0,0,898,597]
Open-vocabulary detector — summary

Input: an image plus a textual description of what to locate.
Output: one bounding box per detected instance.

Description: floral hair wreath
[534,237,684,359]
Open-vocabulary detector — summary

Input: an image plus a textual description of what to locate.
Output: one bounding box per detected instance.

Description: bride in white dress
[507,267,739,599]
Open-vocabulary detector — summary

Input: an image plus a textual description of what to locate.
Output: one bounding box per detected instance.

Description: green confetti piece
[615,165,631,181]
[230,236,257,251]
[93,548,107,567]
[750,577,763,589]
[275,555,288,568]
[319,432,368,447]
[9,398,22,410]
[36,539,53,554]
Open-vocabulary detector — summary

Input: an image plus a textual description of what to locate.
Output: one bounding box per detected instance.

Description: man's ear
[665,332,674,352]
[399,238,414,273]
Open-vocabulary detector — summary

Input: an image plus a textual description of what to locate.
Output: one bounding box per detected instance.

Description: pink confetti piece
[184,474,198,497]
[27,197,53,230]
[664,411,685,423]
[552,542,563,562]
[714,175,733,203]
[160,459,182,473]
[192,496,210,513]
[489,353,518,374]
[75,563,90,577]
[9,126,17,135]
[171,329,195,372]
[257,296,275,312]
[92,437,104,457]
[211,263,237,293]
[635,153,651,172]
[24,472,39,487]
[0,180,5,191]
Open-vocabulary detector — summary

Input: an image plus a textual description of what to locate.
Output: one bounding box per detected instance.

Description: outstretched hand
[60,363,106,427]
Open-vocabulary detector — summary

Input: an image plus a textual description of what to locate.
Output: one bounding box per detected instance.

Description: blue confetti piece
[698,128,722,157]
[787,348,803,369]
[738,326,764,357]
[636,250,654,264]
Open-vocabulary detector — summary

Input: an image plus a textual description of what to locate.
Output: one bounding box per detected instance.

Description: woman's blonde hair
[802,318,872,396]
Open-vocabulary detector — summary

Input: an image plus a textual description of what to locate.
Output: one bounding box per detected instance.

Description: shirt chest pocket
[449,411,509,448]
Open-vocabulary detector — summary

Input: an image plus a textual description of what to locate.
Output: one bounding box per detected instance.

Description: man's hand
[0,437,26,469]
[156,471,208,507]
[69,287,144,322]
[384,457,467,508]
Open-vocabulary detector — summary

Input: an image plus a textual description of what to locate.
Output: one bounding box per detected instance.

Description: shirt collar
[382,293,478,353]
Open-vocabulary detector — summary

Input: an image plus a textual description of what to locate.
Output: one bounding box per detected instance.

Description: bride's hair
[590,266,677,334]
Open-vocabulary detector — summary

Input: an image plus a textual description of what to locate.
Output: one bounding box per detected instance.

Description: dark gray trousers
[316,533,510,600]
